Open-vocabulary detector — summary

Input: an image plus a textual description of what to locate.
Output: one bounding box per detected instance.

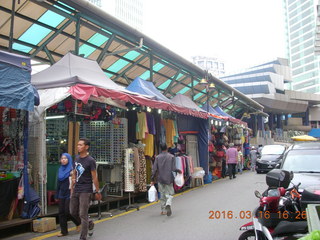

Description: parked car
[279,142,320,190]
[256,144,286,173]
[279,142,320,209]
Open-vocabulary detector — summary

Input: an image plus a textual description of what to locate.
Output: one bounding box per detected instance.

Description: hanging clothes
[163,119,175,148]
[159,119,166,146]
[137,148,147,192]
[173,120,179,143]
[136,112,148,140]
[153,114,161,156]
[126,111,138,143]
[145,156,152,184]
[133,147,140,186]
[146,112,156,135]
[142,133,154,157]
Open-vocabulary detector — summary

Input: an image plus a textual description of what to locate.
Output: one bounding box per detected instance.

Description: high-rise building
[283,0,320,93]
[101,0,143,31]
[85,0,143,31]
[87,0,102,8]
[192,56,225,78]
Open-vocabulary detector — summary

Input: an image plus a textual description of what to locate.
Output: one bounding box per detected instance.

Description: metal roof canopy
[0,0,265,118]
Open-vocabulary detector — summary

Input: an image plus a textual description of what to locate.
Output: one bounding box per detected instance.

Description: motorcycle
[238,169,308,240]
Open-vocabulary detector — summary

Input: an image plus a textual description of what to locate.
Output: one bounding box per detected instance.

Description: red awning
[69,84,208,119]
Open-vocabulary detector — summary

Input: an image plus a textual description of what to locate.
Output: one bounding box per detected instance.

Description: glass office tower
[283,0,320,93]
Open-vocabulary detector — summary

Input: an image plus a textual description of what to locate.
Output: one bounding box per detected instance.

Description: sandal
[57,233,67,237]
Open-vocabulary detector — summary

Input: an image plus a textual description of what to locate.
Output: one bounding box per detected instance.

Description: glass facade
[221,59,289,98]
[283,0,320,93]
[87,0,143,31]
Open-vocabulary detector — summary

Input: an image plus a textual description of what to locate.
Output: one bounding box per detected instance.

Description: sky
[143,0,287,74]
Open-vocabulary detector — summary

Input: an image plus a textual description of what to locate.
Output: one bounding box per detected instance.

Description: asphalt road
[6,171,267,240]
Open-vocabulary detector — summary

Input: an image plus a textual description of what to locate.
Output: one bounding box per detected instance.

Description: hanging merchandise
[141,134,154,157]
[124,148,135,192]
[163,119,178,148]
[137,147,147,192]
[79,118,128,164]
[136,111,148,140]
[186,135,200,168]
[0,107,25,174]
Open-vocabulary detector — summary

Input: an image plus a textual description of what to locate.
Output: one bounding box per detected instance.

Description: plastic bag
[148,185,158,202]
[192,170,205,178]
[174,173,184,187]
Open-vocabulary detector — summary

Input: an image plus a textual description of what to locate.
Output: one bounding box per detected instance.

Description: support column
[268,113,274,131]
[304,108,310,126]
[276,114,282,129]
[285,114,288,126]
[257,116,263,131]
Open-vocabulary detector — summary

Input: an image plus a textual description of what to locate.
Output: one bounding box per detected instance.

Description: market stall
[0,50,39,221]
[126,80,209,188]
[30,53,133,213]
[30,53,210,213]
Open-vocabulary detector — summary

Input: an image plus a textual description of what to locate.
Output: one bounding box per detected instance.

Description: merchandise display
[124,148,134,192]
[0,107,26,178]
[79,118,128,164]
[46,118,68,163]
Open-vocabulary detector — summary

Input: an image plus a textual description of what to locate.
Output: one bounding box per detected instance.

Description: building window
[206,61,213,69]
[198,61,205,68]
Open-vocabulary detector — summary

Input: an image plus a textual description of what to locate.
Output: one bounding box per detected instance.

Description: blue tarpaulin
[177,114,209,177]
[126,77,173,103]
[0,51,36,111]
[214,106,234,118]
[202,102,223,118]
[309,128,320,138]
[0,51,39,218]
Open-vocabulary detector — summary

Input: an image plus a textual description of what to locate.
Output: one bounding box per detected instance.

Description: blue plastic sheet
[177,114,209,176]
[126,77,173,103]
[0,51,36,111]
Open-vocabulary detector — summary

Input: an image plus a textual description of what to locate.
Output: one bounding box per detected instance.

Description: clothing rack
[96,184,113,220]
[120,192,139,212]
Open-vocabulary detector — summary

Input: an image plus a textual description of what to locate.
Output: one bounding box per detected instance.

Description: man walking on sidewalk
[70,138,101,240]
[151,143,181,216]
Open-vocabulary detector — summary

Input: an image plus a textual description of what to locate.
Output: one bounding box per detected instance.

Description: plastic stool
[47,190,59,206]
[192,177,204,187]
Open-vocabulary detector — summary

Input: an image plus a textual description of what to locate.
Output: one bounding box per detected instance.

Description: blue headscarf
[58,153,73,181]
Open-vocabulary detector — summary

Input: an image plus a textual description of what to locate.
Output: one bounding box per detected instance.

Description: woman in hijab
[56,153,81,237]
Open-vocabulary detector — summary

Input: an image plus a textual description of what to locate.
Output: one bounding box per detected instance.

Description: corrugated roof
[0,0,265,118]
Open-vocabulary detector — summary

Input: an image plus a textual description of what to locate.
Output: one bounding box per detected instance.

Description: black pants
[221,160,226,178]
[58,198,80,235]
[228,164,237,179]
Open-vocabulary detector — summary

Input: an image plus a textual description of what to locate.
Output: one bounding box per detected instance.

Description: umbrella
[291,135,317,141]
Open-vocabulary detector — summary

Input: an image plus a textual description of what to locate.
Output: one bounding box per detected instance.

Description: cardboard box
[33,217,57,233]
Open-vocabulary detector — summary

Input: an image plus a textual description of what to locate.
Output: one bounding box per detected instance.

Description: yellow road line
[30,181,217,240]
